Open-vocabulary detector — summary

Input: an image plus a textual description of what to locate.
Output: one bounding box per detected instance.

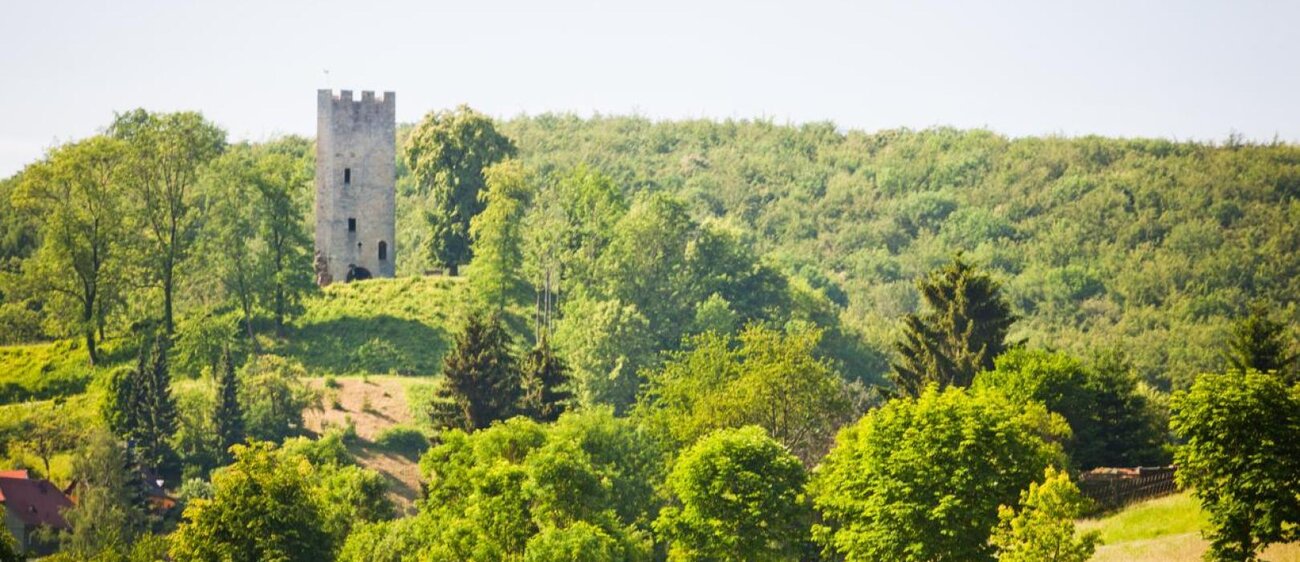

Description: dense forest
[0,107,1298,562]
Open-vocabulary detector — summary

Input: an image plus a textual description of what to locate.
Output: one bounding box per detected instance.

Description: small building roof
[0,476,72,530]
[0,470,29,502]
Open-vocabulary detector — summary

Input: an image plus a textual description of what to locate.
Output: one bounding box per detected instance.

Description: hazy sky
[3,0,1298,176]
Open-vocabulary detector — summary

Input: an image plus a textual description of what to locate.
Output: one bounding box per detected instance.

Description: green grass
[0,340,100,405]
[1078,492,1206,544]
[1079,492,1300,562]
[279,275,468,377]
[0,276,466,407]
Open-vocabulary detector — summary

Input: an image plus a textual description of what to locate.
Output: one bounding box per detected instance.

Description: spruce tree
[1225,302,1297,383]
[106,333,178,474]
[890,255,1015,396]
[137,333,177,473]
[213,348,244,462]
[520,334,571,422]
[434,313,521,430]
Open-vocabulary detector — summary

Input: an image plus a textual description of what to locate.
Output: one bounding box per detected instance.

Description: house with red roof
[0,472,72,555]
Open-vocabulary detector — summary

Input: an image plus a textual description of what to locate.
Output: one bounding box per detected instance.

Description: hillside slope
[475,118,1300,388]
[1080,492,1300,561]
[280,275,469,377]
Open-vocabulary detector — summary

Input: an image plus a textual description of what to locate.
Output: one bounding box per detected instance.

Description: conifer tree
[214,347,244,462]
[105,333,178,473]
[890,255,1015,396]
[520,334,571,422]
[434,313,521,430]
[138,333,178,471]
[1225,302,1297,383]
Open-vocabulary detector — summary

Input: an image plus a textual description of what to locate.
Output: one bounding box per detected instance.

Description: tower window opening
[347,218,356,232]
[378,241,388,261]
[344,168,351,184]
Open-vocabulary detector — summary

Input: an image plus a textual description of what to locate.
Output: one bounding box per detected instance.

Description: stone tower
[315,89,396,284]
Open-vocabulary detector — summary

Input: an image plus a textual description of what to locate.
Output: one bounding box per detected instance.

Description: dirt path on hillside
[303,376,424,513]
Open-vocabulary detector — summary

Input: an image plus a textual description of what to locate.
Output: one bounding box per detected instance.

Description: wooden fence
[1077,466,1178,513]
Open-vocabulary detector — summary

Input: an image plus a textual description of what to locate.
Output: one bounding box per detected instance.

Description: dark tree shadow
[286,315,449,376]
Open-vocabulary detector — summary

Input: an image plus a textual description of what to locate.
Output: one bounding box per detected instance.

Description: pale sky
[2,0,1298,177]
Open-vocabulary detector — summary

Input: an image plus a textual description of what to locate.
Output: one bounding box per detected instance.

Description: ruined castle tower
[315,89,396,284]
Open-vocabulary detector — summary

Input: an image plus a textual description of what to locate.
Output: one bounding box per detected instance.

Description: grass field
[1080,492,1300,562]
[280,275,468,377]
[0,340,103,404]
[0,276,468,405]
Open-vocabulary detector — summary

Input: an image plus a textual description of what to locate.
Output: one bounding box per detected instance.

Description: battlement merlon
[317,89,395,107]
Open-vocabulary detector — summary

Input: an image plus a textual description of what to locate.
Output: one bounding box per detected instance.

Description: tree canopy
[654,426,811,562]
[1170,372,1300,560]
[810,385,1067,562]
[890,255,1016,395]
[404,105,516,275]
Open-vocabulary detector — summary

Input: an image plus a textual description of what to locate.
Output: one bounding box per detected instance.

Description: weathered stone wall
[315,89,396,283]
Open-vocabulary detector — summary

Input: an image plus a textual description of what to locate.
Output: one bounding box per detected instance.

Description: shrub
[239,355,315,443]
[374,425,430,459]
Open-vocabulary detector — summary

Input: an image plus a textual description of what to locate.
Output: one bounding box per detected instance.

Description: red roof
[0,476,72,530]
[0,470,28,501]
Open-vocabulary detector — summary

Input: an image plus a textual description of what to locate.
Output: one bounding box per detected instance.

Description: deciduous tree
[654,426,811,562]
[637,324,852,464]
[552,290,655,412]
[170,442,331,562]
[990,467,1101,562]
[974,348,1167,469]
[60,430,148,560]
[810,386,1067,562]
[11,136,131,364]
[469,160,531,313]
[111,110,225,335]
[1170,372,1300,561]
[404,105,516,275]
[238,355,313,442]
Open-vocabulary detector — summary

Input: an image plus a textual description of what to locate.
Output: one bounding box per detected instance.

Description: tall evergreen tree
[139,333,178,472]
[1225,302,1297,383]
[214,347,244,461]
[434,313,521,430]
[520,334,571,422]
[105,333,178,473]
[890,255,1016,396]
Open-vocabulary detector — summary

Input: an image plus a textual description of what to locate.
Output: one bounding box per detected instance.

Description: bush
[374,425,430,459]
[239,355,316,442]
[990,467,1100,562]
